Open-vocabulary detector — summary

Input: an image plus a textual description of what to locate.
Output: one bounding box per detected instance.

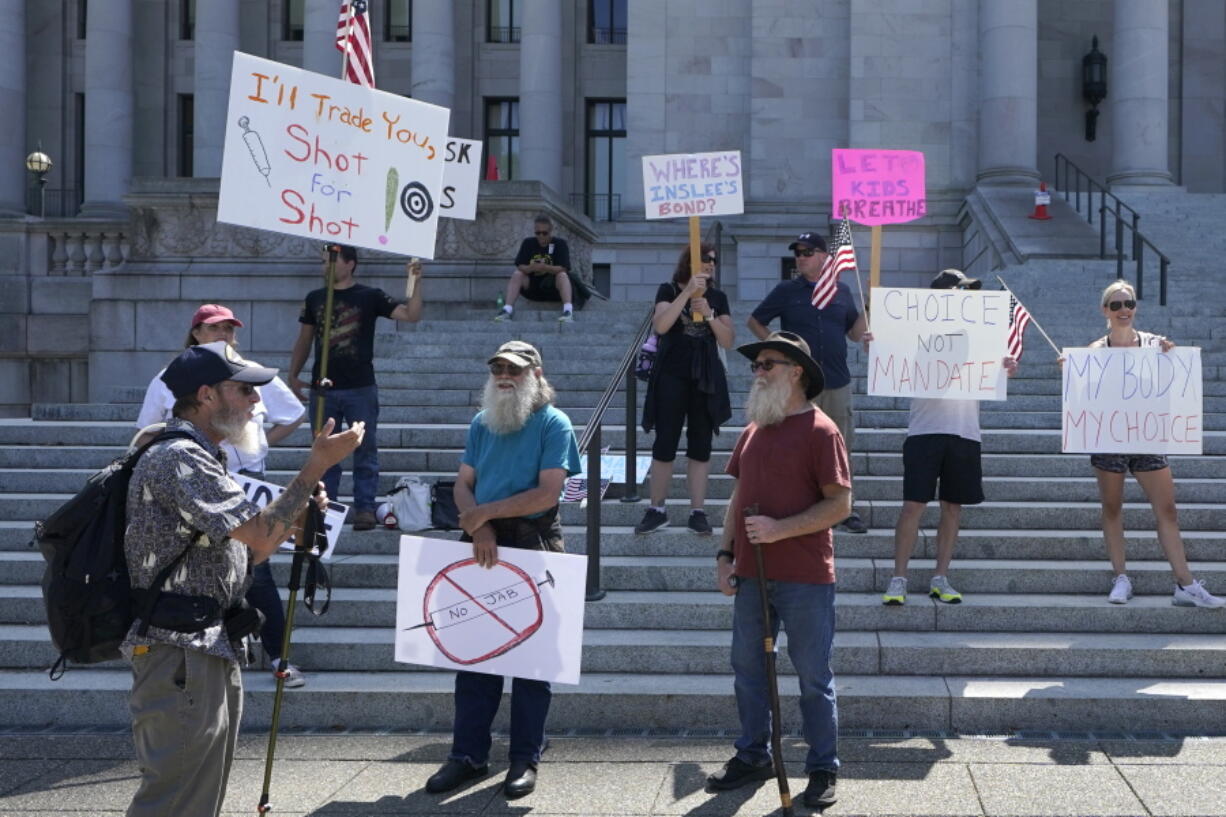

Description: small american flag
[811,216,857,310]
[1007,295,1032,360]
[562,477,611,504]
[336,1,375,88]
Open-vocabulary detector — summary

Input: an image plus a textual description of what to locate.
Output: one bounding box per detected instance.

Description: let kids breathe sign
[218,52,450,258]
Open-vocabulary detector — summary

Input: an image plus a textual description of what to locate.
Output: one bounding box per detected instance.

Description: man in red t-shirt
[706,331,851,810]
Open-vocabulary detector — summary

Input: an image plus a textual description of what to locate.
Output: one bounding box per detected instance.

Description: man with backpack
[122,341,362,817]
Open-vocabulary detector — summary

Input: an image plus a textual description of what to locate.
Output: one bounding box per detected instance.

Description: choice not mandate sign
[218,52,450,258]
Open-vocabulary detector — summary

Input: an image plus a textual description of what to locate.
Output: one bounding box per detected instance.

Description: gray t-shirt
[906,397,982,443]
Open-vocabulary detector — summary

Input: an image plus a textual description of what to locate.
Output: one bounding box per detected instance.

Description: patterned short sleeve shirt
[121,418,261,662]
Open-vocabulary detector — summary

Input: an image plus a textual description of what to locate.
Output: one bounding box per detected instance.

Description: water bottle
[496,293,505,309]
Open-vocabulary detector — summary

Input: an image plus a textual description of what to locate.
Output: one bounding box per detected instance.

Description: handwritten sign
[218,52,450,258]
[441,137,481,221]
[641,150,743,219]
[867,287,1009,400]
[1061,347,1202,455]
[832,149,926,225]
[232,473,349,562]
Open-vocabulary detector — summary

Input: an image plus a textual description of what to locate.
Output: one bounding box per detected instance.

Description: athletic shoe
[272,659,306,689]
[634,507,669,535]
[804,769,838,809]
[882,576,907,606]
[493,309,512,322]
[687,510,713,535]
[838,512,868,534]
[1172,580,1226,608]
[929,575,962,604]
[558,311,574,323]
[706,756,774,790]
[1107,574,1133,605]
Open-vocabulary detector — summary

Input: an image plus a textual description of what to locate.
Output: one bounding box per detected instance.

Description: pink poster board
[831,149,926,226]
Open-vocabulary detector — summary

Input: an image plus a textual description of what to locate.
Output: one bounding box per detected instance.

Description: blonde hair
[1100,280,1138,329]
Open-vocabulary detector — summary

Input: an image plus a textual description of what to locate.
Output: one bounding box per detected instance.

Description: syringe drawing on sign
[238,116,272,187]
[405,559,557,665]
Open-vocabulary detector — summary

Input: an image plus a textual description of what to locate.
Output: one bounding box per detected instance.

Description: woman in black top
[637,244,734,535]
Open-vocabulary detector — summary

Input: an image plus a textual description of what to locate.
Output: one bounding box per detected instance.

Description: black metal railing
[1053,153,1170,305]
[570,192,622,222]
[26,187,82,219]
[589,27,627,44]
[488,26,520,43]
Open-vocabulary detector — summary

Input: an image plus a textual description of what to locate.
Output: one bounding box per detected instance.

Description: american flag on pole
[562,477,611,504]
[811,216,857,310]
[336,1,375,87]
[1007,295,1033,360]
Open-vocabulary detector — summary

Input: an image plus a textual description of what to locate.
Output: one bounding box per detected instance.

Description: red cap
[190,304,244,329]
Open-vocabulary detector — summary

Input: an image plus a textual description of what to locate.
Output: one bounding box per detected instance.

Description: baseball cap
[788,232,828,252]
[930,269,982,290]
[488,340,543,370]
[190,304,244,329]
[160,341,278,399]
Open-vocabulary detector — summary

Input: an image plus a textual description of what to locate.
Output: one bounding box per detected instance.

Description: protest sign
[218,52,450,258]
[441,137,481,221]
[395,536,587,684]
[1061,347,1202,455]
[867,287,1010,400]
[641,150,743,219]
[832,149,926,226]
[231,473,348,561]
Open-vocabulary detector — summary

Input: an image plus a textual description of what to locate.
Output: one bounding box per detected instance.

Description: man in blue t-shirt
[425,340,581,802]
[748,230,869,533]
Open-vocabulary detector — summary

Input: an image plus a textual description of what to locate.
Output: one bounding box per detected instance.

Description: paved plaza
[0,728,1223,816]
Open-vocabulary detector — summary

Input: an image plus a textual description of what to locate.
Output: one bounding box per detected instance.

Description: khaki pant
[814,383,854,454]
[127,644,242,817]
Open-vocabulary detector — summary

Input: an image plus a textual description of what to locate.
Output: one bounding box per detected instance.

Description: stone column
[1108,0,1174,187]
[976,0,1039,185]
[80,0,134,217]
[303,0,340,78]
[411,0,455,110]
[193,0,239,177]
[518,0,563,191]
[0,0,25,215]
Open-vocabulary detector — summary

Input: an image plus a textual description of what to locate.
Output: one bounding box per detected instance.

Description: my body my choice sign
[867,287,1010,400]
[218,52,449,258]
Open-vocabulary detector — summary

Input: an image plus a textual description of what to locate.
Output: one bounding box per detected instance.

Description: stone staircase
[2,193,1226,735]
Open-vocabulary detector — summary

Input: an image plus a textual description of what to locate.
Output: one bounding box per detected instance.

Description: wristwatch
[716,549,735,563]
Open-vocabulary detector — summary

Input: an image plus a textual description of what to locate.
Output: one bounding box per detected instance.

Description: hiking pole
[312,245,340,431]
[257,498,326,814]
[743,503,794,817]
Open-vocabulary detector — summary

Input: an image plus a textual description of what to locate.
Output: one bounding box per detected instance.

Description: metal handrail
[1053,153,1170,305]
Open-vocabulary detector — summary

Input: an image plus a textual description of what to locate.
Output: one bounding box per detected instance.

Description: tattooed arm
[229,418,365,561]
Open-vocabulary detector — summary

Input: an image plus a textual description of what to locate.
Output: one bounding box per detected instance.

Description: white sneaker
[558,311,574,323]
[1107,574,1133,604]
[273,659,307,688]
[1172,580,1226,608]
[882,576,907,605]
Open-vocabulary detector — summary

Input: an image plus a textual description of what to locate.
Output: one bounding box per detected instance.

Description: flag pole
[995,276,1061,356]
[339,2,356,84]
[848,220,871,334]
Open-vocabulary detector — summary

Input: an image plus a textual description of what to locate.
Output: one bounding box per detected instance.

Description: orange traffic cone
[1028,182,1052,220]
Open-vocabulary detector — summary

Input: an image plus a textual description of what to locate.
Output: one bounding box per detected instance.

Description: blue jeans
[449,671,551,767]
[312,385,380,511]
[245,561,286,661]
[731,578,839,773]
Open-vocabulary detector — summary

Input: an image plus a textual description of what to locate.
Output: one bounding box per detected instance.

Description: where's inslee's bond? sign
[218,52,450,258]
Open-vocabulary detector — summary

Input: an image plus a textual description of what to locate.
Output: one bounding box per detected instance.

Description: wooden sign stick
[688,215,705,323]
[870,224,883,290]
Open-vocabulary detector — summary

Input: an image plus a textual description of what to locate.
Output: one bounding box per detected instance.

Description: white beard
[228,417,264,458]
[745,376,794,428]
[480,375,539,434]
[213,403,254,447]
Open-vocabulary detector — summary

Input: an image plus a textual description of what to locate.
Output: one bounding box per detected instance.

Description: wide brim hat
[736,330,825,399]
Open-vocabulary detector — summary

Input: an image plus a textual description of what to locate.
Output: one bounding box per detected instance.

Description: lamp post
[1082,36,1107,142]
[25,148,53,218]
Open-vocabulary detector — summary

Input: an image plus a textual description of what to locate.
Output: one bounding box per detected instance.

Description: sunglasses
[1107,299,1137,311]
[534,230,551,237]
[702,254,717,263]
[749,359,797,373]
[220,382,257,396]
[794,248,820,258]
[489,362,525,376]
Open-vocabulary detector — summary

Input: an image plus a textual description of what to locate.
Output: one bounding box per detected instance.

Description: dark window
[178,95,194,177]
[384,0,411,41]
[180,0,195,40]
[487,0,520,43]
[591,263,611,297]
[77,0,88,39]
[588,0,626,44]
[74,93,86,212]
[584,99,626,220]
[781,257,797,280]
[284,0,304,41]
[484,98,519,181]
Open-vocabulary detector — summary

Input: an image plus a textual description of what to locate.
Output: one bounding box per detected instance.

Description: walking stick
[743,504,795,816]
[312,246,340,431]
[257,498,328,814]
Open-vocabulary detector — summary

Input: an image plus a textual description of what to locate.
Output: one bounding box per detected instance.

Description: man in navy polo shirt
[747,230,869,533]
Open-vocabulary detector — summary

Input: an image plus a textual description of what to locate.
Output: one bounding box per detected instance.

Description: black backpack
[34,430,195,679]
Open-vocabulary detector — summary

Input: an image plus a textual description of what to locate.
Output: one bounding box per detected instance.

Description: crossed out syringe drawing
[404,559,557,665]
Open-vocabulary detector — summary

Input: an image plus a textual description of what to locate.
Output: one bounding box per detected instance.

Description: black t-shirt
[654,281,731,377]
[515,236,571,273]
[299,283,398,390]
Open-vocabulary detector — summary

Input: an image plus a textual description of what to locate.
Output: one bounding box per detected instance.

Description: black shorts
[522,272,562,302]
[902,434,984,505]
[1089,454,1169,474]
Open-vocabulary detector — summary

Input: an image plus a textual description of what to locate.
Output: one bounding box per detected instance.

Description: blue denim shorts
[1090,454,1169,474]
